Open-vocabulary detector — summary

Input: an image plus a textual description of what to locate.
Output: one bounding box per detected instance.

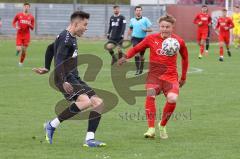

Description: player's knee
[16,46,21,51]
[167,93,178,103]
[219,42,224,47]
[76,94,90,102]
[91,96,104,113]
[75,95,91,109]
[106,43,114,50]
[146,88,156,97]
[91,96,104,108]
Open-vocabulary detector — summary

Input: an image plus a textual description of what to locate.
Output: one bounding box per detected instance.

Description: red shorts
[16,33,30,47]
[145,75,179,96]
[219,32,230,45]
[197,29,208,42]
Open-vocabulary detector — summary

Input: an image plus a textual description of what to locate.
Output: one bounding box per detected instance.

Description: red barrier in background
[167,5,222,42]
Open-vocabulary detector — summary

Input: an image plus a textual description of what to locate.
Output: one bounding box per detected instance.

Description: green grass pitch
[0,39,240,159]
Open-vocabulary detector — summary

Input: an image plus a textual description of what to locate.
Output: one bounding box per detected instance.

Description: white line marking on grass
[1,65,203,79]
[187,67,203,74]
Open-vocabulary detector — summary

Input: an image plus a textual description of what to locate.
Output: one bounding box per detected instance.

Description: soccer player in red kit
[12,2,34,66]
[118,15,189,139]
[193,5,211,59]
[215,9,234,62]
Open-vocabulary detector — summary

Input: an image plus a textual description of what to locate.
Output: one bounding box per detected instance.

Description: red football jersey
[126,33,189,82]
[215,17,234,34]
[12,12,35,35]
[194,13,211,30]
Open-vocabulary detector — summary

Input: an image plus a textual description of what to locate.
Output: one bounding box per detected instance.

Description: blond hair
[158,14,176,24]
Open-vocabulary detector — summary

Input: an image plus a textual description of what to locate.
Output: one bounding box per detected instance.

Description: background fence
[0,3,166,37]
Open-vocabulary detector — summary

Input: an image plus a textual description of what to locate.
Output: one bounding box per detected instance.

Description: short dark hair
[158,14,176,24]
[113,5,119,9]
[70,11,90,21]
[135,6,142,10]
[202,5,208,8]
[24,2,30,6]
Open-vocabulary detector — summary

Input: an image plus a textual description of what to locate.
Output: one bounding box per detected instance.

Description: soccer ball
[162,38,180,56]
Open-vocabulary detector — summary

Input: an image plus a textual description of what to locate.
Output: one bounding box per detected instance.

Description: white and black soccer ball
[162,38,180,56]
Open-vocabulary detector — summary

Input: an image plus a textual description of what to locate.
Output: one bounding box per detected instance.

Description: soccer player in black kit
[42,11,106,147]
[107,5,126,65]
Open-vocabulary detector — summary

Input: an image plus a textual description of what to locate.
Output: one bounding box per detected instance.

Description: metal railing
[0,3,166,37]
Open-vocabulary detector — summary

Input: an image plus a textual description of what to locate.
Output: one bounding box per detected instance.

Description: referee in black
[107,5,126,65]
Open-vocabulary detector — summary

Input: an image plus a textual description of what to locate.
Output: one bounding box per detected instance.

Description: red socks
[200,44,204,55]
[145,96,177,127]
[20,51,26,63]
[145,96,156,128]
[220,46,224,57]
[160,102,176,126]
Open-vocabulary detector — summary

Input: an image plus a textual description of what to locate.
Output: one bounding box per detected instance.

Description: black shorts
[131,37,146,55]
[56,76,96,101]
[108,38,123,46]
[131,37,144,46]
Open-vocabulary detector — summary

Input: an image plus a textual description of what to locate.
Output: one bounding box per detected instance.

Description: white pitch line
[0,66,203,78]
[187,67,203,74]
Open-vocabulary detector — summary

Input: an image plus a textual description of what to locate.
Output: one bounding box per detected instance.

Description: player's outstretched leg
[159,92,177,139]
[83,96,106,147]
[44,121,56,144]
[144,95,156,138]
[44,95,91,144]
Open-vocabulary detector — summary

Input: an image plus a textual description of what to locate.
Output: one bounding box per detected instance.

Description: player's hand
[118,57,127,66]
[15,26,20,30]
[224,27,229,30]
[63,82,73,94]
[179,79,186,88]
[32,67,49,75]
[198,22,203,26]
[107,34,110,39]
